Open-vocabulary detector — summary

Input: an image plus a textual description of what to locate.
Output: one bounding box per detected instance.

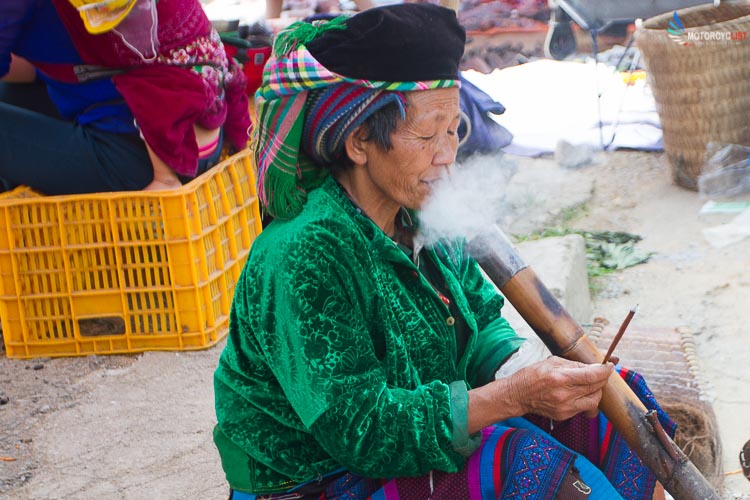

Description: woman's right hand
[507,357,614,421]
[467,357,614,433]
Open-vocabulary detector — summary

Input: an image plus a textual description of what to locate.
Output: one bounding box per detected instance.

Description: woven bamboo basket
[636,3,750,190]
[588,321,723,491]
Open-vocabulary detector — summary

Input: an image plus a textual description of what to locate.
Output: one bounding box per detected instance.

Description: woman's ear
[344,125,368,167]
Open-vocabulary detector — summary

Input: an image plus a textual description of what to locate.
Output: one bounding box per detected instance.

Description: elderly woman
[214,5,672,499]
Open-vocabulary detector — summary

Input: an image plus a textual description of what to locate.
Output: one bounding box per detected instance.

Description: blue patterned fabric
[599,367,677,498]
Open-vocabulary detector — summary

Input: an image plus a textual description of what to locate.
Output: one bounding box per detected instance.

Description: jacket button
[446,316,455,326]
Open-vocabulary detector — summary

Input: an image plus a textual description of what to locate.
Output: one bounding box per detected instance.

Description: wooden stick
[602,305,637,364]
[723,469,744,476]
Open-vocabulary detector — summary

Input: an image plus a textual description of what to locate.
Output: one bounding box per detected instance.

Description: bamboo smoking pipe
[466,226,718,499]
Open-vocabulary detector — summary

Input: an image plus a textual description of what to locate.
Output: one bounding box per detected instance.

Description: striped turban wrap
[252,4,465,220]
[302,85,407,168]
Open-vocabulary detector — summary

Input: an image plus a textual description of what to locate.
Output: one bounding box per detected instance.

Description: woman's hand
[468,356,614,433]
[508,357,614,421]
[144,143,182,191]
[2,54,37,83]
[143,176,182,191]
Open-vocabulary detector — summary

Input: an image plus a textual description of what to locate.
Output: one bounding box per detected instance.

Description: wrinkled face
[361,87,460,210]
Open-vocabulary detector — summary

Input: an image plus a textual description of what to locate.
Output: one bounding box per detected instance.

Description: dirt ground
[1,150,749,498]
[566,151,750,498]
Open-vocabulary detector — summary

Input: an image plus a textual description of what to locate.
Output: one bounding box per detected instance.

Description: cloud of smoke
[417,155,515,247]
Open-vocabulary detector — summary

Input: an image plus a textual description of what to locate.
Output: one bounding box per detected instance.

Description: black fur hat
[305,3,466,82]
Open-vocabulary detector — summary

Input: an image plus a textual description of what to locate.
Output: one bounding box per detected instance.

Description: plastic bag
[495,336,551,380]
[698,142,750,199]
[702,207,750,248]
[457,75,513,161]
[112,0,159,62]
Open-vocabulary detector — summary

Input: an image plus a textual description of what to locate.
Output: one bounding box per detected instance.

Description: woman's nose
[434,133,458,166]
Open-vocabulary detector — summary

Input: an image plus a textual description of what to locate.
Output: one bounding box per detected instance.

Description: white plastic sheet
[462,59,663,156]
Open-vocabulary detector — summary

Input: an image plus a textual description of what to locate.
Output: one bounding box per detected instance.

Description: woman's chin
[405,189,430,210]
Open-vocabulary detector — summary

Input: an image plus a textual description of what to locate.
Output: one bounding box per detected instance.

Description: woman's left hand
[144,144,182,191]
[143,177,182,191]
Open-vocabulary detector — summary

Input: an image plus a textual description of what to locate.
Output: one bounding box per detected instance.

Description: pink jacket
[52,0,251,177]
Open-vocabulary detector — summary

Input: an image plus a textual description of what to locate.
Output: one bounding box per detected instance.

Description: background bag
[457,74,512,160]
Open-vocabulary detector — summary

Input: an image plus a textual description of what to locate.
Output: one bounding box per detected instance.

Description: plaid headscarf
[303,84,407,169]
[253,5,464,220]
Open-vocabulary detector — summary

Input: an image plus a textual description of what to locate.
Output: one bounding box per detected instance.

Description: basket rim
[640,2,750,31]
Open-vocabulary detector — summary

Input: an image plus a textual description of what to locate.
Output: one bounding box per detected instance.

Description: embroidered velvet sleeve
[453,246,525,388]
[257,230,466,478]
[310,378,466,477]
[449,380,482,456]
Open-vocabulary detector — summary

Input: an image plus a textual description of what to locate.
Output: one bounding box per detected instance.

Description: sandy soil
[1,150,749,498]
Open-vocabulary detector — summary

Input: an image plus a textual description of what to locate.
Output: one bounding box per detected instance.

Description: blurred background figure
[0,0,251,195]
[265,0,374,20]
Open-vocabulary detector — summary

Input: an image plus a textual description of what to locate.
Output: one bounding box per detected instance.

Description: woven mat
[587,320,723,490]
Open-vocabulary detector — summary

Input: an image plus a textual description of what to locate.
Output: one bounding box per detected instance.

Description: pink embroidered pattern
[156,29,238,93]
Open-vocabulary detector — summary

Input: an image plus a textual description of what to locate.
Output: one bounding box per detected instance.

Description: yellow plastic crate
[0,149,262,358]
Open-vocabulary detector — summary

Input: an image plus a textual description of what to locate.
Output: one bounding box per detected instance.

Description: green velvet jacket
[213,176,525,493]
